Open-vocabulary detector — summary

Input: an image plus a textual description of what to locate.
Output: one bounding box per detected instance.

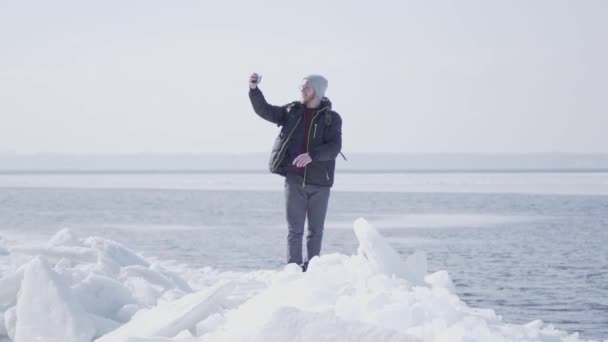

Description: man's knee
[288,229,304,239]
[307,228,323,240]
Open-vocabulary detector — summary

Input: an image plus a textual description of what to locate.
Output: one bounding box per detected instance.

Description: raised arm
[248,73,287,126]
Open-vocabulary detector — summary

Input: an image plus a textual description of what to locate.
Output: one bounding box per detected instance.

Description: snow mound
[248,306,413,342]
[0,218,595,342]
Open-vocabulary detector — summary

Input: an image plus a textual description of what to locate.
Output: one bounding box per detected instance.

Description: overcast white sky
[1,0,606,154]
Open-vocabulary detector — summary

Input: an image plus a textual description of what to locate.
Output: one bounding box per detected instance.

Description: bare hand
[292,153,312,168]
[249,73,261,89]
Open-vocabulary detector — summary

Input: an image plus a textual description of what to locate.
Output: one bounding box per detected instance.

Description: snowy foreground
[0,219,596,342]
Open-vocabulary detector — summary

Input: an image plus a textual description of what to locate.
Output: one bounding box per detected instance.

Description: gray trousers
[284,173,331,265]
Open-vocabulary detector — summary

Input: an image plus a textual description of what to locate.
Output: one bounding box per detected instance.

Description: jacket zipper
[272,117,302,171]
[303,107,328,187]
[313,124,317,139]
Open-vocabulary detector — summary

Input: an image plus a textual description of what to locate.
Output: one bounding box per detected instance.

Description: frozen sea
[0,171,607,340]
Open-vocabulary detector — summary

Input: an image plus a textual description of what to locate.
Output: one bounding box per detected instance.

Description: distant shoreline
[3,153,608,173]
[2,169,608,175]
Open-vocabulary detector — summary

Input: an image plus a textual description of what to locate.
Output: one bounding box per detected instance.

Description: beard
[300,93,314,105]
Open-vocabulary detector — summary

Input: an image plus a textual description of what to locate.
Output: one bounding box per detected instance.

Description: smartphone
[254,75,262,85]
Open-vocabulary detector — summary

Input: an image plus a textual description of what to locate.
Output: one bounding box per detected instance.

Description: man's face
[300,79,316,104]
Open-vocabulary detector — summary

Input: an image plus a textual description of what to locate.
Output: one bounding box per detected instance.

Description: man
[248,73,343,271]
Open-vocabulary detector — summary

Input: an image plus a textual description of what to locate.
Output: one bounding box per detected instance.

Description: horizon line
[2,152,608,156]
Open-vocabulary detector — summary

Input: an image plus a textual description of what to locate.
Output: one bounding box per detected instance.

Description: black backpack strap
[322,111,346,161]
[324,111,332,125]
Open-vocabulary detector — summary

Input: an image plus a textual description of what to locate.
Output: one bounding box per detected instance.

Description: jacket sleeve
[249,87,288,126]
[309,113,342,162]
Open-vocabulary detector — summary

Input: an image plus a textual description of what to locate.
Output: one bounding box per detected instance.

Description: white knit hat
[304,74,328,99]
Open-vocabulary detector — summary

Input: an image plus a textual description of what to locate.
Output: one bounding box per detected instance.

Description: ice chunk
[525,319,544,329]
[92,250,123,278]
[424,270,455,292]
[122,276,165,306]
[354,217,426,285]
[158,289,189,304]
[48,228,82,247]
[150,263,192,293]
[117,264,193,307]
[0,267,24,310]
[0,236,8,256]
[14,257,95,342]
[89,313,121,338]
[83,237,149,267]
[55,257,75,269]
[0,312,5,337]
[174,329,194,339]
[120,265,184,293]
[54,259,98,287]
[3,306,16,340]
[96,281,234,342]
[116,304,141,323]
[72,273,137,318]
[195,313,225,336]
[120,338,184,342]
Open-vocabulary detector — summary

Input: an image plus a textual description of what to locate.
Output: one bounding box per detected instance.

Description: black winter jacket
[249,87,342,187]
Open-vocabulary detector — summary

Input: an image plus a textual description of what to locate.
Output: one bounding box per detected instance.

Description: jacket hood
[320,97,332,111]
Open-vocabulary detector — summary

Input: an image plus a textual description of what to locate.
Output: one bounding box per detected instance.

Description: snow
[244,306,412,342]
[0,219,599,342]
